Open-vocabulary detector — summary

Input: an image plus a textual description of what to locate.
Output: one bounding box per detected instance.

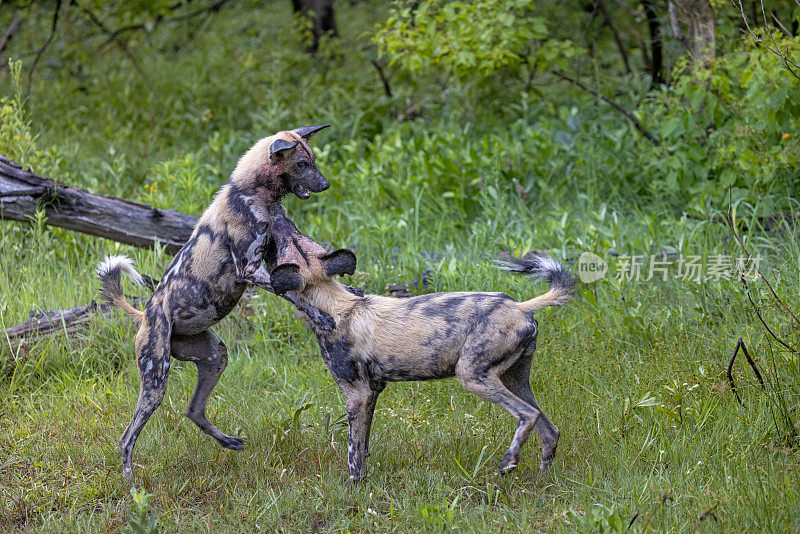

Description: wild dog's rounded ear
[292,124,331,141]
[320,249,356,277]
[269,139,299,160]
[270,264,303,294]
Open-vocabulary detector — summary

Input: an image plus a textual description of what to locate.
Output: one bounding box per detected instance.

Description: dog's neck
[199,179,285,235]
[300,279,361,325]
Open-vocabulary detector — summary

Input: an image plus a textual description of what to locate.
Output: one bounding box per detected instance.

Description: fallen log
[0,155,198,254]
[2,297,148,346]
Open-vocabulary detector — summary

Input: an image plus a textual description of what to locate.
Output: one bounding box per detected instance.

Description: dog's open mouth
[292,183,311,200]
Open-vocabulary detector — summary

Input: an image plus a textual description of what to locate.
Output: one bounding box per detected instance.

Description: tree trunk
[643,0,664,85]
[0,155,197,254]
[669,0,715,65]
[291,0,337,53]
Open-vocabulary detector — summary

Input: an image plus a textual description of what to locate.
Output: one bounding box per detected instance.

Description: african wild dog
[265,214,577,481]
[97,125,334,482]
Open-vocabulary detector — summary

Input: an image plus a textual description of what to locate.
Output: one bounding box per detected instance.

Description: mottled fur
[267,215,577,481]
[97,125,332,482]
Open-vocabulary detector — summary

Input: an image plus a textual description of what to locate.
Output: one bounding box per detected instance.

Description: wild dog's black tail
[97,255,146,322]
[495,254,577,313]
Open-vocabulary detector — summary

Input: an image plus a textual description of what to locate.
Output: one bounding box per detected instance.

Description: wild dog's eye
[297,161,308,168]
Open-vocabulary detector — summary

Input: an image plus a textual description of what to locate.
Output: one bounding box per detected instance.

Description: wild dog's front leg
[242,263,336,331]
[343,285,364,297]
[343,385,373,482]
[283,292,336,331]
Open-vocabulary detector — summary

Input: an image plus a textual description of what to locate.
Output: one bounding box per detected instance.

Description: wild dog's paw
[308,308,336,331]
[540,443,557,473]
[499,452,518,475]
[218,435,245,451]
[344,285,364,297]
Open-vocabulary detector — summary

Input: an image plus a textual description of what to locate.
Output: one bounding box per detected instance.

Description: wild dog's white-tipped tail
[495,254,577,313]
[97,255,145,322]
[97,255,144,286]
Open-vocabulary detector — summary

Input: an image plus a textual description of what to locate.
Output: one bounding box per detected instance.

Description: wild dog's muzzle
[291,173,329,199]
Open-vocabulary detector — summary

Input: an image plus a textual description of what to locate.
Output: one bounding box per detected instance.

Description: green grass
[2,1,800,532]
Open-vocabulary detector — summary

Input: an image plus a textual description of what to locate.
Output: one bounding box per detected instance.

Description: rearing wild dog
[265,215,577,481]
[97,125,333,482]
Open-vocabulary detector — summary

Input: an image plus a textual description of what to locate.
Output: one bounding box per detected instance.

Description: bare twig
[26,0,62,96]
[551,70,660,145]
[626,511,640,532]
[80,6,150,82]
[99,0,230,43]
[772,12,794,37]
[639,493,673,532]
[727,338,766,407]
[0,13,21,55]
[733,0,800,81]
[728,188,800,330]
[595,0,632,74]
[371,57,393,98]
[739,275,798,354]
[690,502,719,532]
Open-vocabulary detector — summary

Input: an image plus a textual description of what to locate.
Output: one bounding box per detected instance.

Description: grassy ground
[2,1,800,532]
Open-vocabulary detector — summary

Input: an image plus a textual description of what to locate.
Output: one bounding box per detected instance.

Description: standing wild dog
[97,125,333,482]
[265,214,577,481]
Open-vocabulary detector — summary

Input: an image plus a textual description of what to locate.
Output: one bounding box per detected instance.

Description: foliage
[1,0,800,531]
[375,0,583,82]
[639,34,800,199]
[124,488,159,534]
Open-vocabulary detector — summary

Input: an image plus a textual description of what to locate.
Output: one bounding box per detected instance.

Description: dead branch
[0,13,22,55]
[80,6,149,82]
[26,0,62,96]
[2,297,148,346]
[727,338,766,407]
[0,155,198,254]
[101,0,233,44]
[728,188,800,331]
[595,0,632,74]
[371,57,393,98]
[772,12,794,37]
[740,277,798,354]
[733,0,800,81]
[551,69,660,145]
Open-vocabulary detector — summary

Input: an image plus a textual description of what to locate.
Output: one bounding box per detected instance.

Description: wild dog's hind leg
[363,382,385,457]
[500,335,560,473]
[455,339,541,475]
[120,317,172,482]
[171,330,243,451]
